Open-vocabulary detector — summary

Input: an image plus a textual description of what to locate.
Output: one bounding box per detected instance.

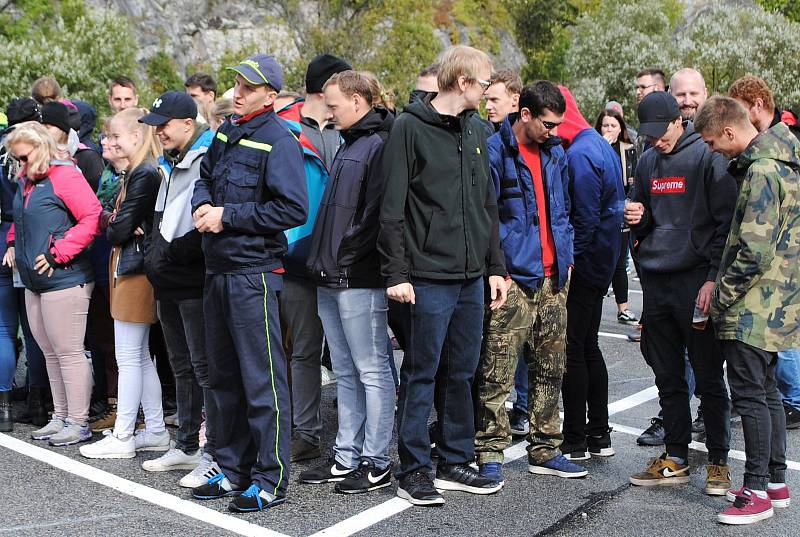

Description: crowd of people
[0,44,797,526]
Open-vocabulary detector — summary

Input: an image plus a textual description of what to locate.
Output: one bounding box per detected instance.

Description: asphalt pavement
[2,279,799,537]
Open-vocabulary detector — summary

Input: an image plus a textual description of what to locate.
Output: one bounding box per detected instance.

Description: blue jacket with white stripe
[192,108,309,275]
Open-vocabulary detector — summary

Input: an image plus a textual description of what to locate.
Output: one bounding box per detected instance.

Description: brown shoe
[629,453,689,486]
[89,399,117,433]
[705,463,732,496]
[291,436,321,462]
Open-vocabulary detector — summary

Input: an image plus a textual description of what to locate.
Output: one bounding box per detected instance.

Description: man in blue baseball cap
[190,53,308,512]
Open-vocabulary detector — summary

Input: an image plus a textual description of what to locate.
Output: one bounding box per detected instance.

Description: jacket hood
[557,86,591,145]
[341,107,394,144]
[499,113,562,152]
[72,100,97,141]
[403,94,476,130]
[731,122,800,173]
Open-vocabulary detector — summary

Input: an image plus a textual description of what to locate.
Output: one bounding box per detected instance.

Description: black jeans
[640,268,730,462]
[562,274,608,448]
[723,340,786,490]
[610,230,630,305]
[157,297,215,456]
[396,278,483,479]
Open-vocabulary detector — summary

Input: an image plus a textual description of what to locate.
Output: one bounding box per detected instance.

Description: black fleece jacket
[307,108,393,288]
[378,96,505,285]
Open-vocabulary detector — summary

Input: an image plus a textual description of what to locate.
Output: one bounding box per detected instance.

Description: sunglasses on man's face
[538,117,562,130]
[15,153,30,162]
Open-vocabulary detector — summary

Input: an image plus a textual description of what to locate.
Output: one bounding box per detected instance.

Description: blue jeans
[396,278,484,478]
[0,275,47,392]
[317,287,394,470]
[777,349,800,409]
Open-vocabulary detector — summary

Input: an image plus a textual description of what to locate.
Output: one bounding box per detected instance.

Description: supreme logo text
[651,176,686,194]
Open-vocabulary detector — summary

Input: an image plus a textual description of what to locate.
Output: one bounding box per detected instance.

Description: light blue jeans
[777,349,800,409]
[317,287,394,470]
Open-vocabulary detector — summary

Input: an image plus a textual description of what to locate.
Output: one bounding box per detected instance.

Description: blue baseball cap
[139,91,197,126]
[228,54,284,91]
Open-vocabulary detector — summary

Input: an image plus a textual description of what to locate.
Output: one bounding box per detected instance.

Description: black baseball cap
[139,91,197,126]
[637,92,680,139]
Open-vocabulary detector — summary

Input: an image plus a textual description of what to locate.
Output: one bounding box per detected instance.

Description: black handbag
[114,176,145,277]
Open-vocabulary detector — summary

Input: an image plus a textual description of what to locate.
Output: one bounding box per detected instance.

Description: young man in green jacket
[695,96,800,526]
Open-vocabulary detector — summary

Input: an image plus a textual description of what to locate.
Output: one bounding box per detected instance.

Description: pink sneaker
[726,484,791,508]
[718,488,775,525]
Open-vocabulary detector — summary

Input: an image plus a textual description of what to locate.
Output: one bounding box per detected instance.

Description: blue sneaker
[228,484,287,512]
[479,462,504,484]
[192,472,245,500]
[528,454,588,478]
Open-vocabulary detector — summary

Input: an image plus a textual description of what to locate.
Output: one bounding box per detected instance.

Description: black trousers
[640,268,730,461]
[610,230,630,306]
[723,340,786,490]
[562,274,608,448]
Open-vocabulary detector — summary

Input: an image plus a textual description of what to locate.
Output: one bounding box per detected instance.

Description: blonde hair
[3,121,58,177]
[110,107,161,170]
[359,71,396,114]
[436,45,492,93]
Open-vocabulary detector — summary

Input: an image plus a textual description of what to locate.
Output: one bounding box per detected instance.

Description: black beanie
[6,97,41,126]
[41,101,71,134]
[305,54,352,94]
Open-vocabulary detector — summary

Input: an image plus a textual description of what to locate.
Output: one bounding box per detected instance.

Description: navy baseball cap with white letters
[139,91,198,126]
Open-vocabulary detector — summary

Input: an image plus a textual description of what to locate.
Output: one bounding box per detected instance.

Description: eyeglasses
[475,78,491,91]
[15,153,31,163]
[538,116,562,130]
[635,83,658,92]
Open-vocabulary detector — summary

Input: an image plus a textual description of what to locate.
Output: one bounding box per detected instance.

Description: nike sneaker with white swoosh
[334,460,392,494]
[298,457,354,484]
[629,453,690,486]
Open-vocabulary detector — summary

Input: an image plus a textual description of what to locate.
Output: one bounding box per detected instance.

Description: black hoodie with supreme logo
[629,121,738,281]
[377,96,506,286]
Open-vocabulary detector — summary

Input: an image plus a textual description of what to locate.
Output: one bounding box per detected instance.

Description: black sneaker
[562,444,590,461]
[88,399,108,421]
[228,484,286,513]
[785,403,800,429]
[434,463,503,495]
[298,457,354,484]
[587,428,615,457]
[636,418,665,446]
[509,409,529,437]
[291,435,321,462]
[192,472,245,500]
[397,471,444,506]
[334,460,392,494]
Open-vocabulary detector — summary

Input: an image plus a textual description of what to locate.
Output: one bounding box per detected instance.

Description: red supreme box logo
[651,176,686,194]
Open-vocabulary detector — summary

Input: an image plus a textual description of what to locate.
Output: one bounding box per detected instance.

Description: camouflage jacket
[711,122,800,351]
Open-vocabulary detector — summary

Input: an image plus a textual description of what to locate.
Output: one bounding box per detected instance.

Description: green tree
[0,1,138,117]
[755,0,800,22]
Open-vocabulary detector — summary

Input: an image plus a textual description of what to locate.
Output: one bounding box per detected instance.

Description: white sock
[751,489,769,499]
[768,482,785,490]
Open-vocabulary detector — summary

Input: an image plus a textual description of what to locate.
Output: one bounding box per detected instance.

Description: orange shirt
[517,141,556,277]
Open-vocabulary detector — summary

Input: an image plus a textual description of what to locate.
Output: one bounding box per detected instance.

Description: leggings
[25,284,93,425]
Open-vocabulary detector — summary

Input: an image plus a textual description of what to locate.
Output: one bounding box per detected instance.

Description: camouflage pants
[474,277,569,464]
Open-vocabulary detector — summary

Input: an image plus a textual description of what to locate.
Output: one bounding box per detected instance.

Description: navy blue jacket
[488,116,574,291]
[9,162,101,293]
[566,128,624,289]
[192,109,309,275]
[307,108,393,288]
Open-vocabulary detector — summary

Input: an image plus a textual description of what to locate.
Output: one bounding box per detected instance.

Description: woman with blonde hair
[2,121,102,446]
[80,107,169,459]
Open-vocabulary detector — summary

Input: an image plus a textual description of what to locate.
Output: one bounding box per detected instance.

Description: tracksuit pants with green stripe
[204,272,290,497]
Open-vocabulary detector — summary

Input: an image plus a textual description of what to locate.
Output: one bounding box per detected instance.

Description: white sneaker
[179,452,221,488]
[142,447,201,472]
[321,366,336,385]
[80,431,135,459]
[134,429,172,452]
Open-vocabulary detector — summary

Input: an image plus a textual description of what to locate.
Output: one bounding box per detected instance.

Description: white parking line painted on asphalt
[607,385,660,416]
[0,433,290,537]
[599,331,631,340]
[609,422,800,472]
[307,498,411,536]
